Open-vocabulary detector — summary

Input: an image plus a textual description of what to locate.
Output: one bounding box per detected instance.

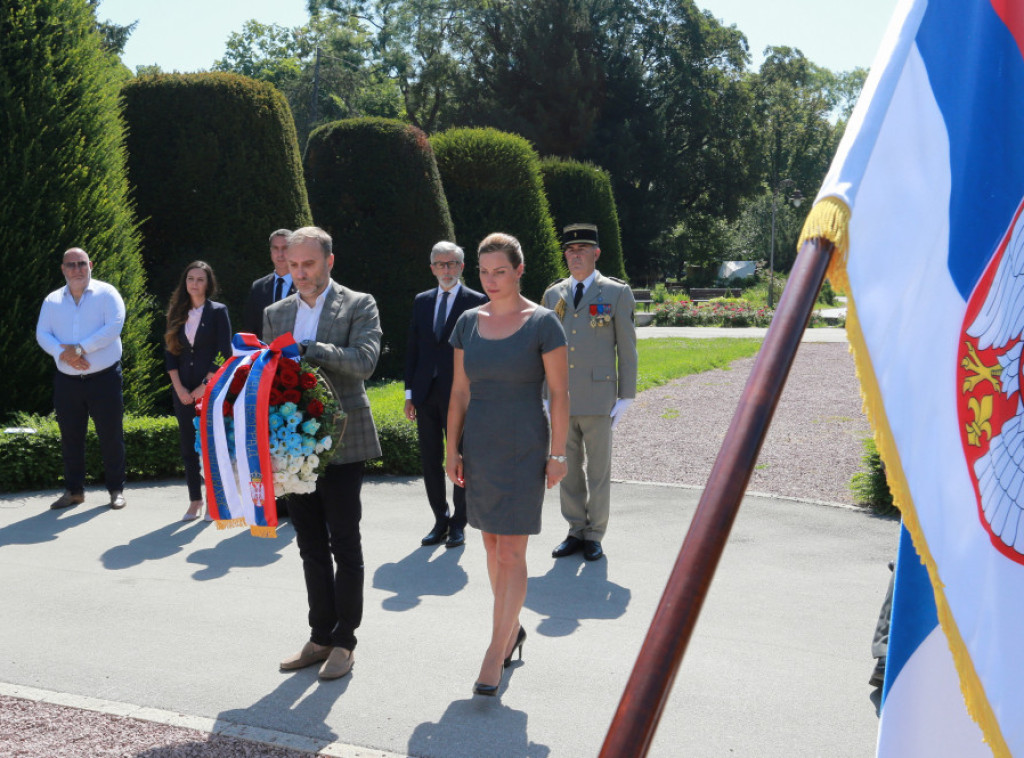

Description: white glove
[609,398,634,429]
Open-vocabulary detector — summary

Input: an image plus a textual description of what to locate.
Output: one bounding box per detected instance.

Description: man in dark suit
[266,226,382,681]
[404,241,487,549]
[243,228,295,341]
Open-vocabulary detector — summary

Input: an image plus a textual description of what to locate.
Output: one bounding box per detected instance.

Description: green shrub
[0,413,183,492]
[122,72,312,339]
[540,157,627,280]
[819,278,836,306]
[653,300,773,327]
[365,381,420,475]
[304,117,454,379]
[850,437,896,514]
[432,128,564,300]
[0,0,158,419]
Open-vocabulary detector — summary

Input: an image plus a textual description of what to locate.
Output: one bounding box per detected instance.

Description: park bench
[632,289,653,312]
[689,287,742,302]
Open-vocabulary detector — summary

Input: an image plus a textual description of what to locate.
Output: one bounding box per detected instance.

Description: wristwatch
[548,454,567,463]
[73,345,83,357]
[300,339,312,356]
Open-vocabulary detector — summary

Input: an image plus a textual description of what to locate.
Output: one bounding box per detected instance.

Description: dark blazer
[164,301,232,390]
[243,272,295,341]
[404,284,487,407]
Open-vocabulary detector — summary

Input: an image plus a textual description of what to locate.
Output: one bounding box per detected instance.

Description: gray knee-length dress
[449,306,567,535]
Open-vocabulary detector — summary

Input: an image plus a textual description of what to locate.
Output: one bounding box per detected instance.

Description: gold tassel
[250,525,278,539]
[215,517,247,530]
[798,196,851,293]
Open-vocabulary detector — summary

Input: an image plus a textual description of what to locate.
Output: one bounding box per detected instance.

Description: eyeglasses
[62,261,89,269]
[431,260,462,270]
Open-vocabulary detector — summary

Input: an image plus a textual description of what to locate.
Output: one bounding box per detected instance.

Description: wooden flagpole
[599,237,835,757]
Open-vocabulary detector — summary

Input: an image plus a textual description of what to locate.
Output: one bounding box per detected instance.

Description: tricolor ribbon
[200,332,300,537]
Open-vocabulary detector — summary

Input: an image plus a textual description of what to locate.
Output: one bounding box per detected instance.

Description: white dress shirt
[571,270,598,298]
[292,283,330,343]
[434,281,461,324]
[36,279,125,376]
[184,304,203,346]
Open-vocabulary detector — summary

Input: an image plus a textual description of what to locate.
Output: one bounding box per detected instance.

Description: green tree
[122,73,312,344]
[304,117,454,378]
[540,157,626,280]
[0,0,158,418]
[432,127,564,300]
[214,15,403,146]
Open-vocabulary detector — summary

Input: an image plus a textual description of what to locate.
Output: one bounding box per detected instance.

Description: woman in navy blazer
[164,261,232,521]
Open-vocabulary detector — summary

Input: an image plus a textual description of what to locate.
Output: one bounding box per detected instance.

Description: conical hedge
[541,157,627,281]
[0,0,158,418]
[122,72,312,335]
[304,117,455,379]
[432,128,564,299]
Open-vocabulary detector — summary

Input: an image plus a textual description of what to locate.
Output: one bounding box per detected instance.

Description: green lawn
[636,337,762,392]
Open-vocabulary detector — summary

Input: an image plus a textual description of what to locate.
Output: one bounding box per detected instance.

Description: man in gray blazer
[542,224,638,561]
[265,226,382,681]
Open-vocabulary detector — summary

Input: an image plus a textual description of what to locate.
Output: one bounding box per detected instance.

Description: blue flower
[279,401,298,417]
[301,419,321,436]
[269,413,284,430]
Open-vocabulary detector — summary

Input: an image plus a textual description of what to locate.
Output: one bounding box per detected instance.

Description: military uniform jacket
[542,272,638,416]
[264,280,383,465]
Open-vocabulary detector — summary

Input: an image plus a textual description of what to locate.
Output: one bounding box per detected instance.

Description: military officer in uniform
[542,223,638,561]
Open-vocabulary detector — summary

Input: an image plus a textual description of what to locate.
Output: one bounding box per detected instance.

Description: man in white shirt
[36,247,127,510]
[243,228,295,341]
[403,242,487,548]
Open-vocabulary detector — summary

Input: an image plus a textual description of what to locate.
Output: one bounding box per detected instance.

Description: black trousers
[53,365,125,494]
[171,391,203,501]
[415,379,466,529]
[288,461,365,650]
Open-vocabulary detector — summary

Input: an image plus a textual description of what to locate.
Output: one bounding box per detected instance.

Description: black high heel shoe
[503,626,527,668]
[474,664,504,696]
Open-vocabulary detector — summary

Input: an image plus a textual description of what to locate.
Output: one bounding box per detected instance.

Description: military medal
[590,294,612,327]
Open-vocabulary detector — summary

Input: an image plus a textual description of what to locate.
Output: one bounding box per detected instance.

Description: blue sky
[98,0,897,75]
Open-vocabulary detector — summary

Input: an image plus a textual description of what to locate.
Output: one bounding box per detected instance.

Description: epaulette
[545,277,567,289]
[607,277,627,285]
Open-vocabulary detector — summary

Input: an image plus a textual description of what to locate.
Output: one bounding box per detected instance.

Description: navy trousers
[288,461,365,651]
[415,379,467,529]
[171,391,203,501]
[53,364,125,494]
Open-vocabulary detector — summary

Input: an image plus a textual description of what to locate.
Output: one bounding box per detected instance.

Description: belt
[61,362,120,380]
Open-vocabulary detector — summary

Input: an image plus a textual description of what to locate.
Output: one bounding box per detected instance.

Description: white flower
[320,436,333,451]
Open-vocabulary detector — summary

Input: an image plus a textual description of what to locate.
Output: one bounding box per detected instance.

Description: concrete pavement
[0,477,896,757]
[636,325,847,342]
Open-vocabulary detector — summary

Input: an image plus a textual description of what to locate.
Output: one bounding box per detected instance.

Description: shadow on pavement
[0,504,106,548]
[186,521,296,580]
[524,557,631,637]
[372,544,469,611]
[100,520,209,570]
[409,696,549,758]
[214,668,346,745]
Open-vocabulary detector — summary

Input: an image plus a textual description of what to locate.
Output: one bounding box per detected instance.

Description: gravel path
[613,341,870,504]
[2,341,869,756]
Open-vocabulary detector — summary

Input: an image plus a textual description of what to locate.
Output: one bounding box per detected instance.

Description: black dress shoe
[421,521,449,546]
[583,540,604,561]
[552,536,584,558]
[445,526,465,548]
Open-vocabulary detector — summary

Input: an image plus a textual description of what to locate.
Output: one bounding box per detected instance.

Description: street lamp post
[768,179,803,309]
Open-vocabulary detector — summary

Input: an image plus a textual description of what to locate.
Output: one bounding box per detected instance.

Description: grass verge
[636,337,762,392]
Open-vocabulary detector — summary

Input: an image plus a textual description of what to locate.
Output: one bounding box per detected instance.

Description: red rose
[278,364,299,388]
[269,387,284,405]
[194,399,203,416]
[299,372,317,390]
[307,399,324,417]
[283,388,302,404]
[223,402,234,417]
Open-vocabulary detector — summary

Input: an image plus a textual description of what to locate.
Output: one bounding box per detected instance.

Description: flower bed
[653,299,774,327]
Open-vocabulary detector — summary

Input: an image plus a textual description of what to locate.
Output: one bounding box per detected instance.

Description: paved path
[0,478,896,757]
[636,325,847,342]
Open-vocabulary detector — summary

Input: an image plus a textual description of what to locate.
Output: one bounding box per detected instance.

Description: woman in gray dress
[446,232,569,696]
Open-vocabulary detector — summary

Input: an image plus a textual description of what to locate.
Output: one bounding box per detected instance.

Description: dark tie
[573,282,584,308]
[434,290,450,341]
[274,277,284,302]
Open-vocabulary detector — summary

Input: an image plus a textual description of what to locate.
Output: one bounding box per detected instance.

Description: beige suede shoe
[318,647,354,680]
[279,641,331,671]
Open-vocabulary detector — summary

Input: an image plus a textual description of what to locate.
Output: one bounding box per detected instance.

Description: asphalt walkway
[0,477,895,757]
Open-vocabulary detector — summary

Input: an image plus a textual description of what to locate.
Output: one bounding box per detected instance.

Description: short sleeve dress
[449,306,567,535]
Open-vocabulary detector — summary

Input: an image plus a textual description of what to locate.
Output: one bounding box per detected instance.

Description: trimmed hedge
[0,382,420,493]
[304,117,454,379]
[432,128,564,300]
[541,157,627,281]
[122,72,312,337]
[0,0,158,418]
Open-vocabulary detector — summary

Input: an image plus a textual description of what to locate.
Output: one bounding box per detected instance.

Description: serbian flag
[799,0,1024,753]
